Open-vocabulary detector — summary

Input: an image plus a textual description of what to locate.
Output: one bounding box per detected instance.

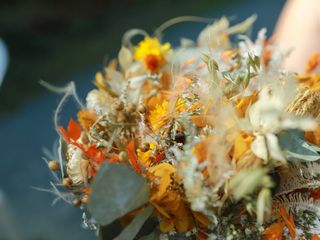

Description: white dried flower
[240,80,316,163]
[86,89,113,115]
[66,145,84,185]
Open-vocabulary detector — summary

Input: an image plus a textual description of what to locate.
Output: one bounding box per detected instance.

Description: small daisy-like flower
[134,37,171,72]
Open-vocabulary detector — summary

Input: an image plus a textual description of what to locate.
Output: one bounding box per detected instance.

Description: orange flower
[77,110,97,132]
[312,235,320,240]
[144,54,166,72]
[148,163,176,201]
[59,118,82,143]
[59,119,113,167]
[147,162,208,233]
[193,140,209,164]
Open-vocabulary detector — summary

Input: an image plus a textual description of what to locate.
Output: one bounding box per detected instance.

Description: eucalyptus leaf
[88,163,149,226]
[278,130,320,162]
[114,206,154,240]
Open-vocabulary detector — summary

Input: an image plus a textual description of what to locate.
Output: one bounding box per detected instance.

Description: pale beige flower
[240,81,316,163]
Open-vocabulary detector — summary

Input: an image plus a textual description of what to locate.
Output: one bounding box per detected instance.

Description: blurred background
[0,0,285,239]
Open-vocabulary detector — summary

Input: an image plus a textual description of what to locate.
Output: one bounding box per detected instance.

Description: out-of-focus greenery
[0,0,236,115]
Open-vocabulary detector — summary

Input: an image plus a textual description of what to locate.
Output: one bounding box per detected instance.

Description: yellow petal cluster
[134,37,171,61]
[147,163,208,233]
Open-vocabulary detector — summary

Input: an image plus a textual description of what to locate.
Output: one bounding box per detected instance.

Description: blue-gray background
[0,0,285,239]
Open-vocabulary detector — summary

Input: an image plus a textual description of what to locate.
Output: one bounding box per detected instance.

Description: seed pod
[140,142,150,152]
[137,104,146,114]
[62,177,73,188]
[129,112,139,120]
[118,151,128,161]
[81,194,89,204]
[117,112,126,122]
[125,103,136,113]
[113,100,124,111]
[48,160,60,171]
[72,198,81,207]
[174,132,186,145]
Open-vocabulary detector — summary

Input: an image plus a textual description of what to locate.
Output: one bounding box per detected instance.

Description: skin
[273,0,320,73]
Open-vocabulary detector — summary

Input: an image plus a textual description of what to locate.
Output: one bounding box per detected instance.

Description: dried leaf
[263,220,284,240]
[280,207,296,238]
[106,69,126,94]
[59,118,82,143]
[127,140,142,174]
[77,110,97,132]
[226,15,257,35]
[118,46,133,71]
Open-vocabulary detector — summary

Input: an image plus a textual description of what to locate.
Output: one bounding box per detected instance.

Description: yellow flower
[147,163,208,233]
[134,37,171,61]
[77,110,97,133]
[233,132,254,161]
[148,100,170,132]
[235,92,258,118]
[148,162,177,201]
[297,73,320,91]
[134,37,171,72]
[305,53,320,73]
[148,97,199,133]
[137,142,156,166]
